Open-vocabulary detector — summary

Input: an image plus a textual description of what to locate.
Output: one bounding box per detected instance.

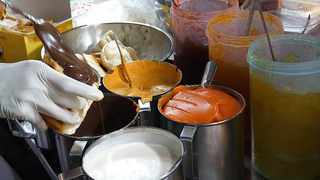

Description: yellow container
[0,18,73,63]
[206,10,284,142]
[247,34,320,180]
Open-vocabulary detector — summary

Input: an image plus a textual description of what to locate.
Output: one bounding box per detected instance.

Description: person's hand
[0,60,103,131]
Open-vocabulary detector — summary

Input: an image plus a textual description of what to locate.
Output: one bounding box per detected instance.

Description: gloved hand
[0,60,103,131]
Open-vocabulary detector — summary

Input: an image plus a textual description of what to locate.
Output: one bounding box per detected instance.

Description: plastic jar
[206,10,284,142]
[261,0,281,11]
[247,34,320,179]
[171,0,239,85]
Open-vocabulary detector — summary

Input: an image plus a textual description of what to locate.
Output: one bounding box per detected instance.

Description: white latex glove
[0,60,103,131]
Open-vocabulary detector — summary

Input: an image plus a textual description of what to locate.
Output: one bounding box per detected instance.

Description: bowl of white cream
[58,127,184,180]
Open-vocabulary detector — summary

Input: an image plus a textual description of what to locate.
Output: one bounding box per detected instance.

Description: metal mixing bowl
[42,22,174,61]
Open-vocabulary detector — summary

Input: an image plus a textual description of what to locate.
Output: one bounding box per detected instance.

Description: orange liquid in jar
[251,72,320,179]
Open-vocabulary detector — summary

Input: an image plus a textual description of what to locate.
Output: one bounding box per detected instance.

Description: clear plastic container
[261,0,320,33]
[247,34,320,179]
[171,0,239,85]
[206,10,284,142]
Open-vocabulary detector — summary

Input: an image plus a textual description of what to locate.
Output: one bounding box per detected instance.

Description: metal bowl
[41,22,174,61]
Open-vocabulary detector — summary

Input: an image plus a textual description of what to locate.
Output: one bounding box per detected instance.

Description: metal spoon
[245,0,256,36]
[245,0,276,61]
[302,14,311,34]
[201,60,217,88]
[256,0,276,61]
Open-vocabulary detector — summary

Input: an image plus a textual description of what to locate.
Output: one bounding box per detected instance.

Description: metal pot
[158,85,246,180]
[41,22,174,62]
[58,127,185,180]
[103,60,182,128]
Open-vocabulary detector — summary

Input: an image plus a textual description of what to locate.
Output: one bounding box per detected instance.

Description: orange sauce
[160,85,242,124]
[119,45,132,86]
[251,72,320,179]
[103,60,182,104]
[250,28,259,36]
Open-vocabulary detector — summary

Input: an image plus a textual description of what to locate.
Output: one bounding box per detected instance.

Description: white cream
[0,19,18,28]
[85,142,179,180]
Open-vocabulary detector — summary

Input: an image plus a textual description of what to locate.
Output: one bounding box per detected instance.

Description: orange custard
[161,85,242,124]
[103,60,182,103]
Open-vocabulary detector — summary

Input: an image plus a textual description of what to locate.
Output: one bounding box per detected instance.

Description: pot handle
[180,125,198,179]
[58,167,84,180]
[138,99,152,126]
[7,119,36,139]
[7,119,54,149]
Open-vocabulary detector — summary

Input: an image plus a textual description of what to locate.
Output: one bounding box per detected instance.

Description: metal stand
[7,119,58,180]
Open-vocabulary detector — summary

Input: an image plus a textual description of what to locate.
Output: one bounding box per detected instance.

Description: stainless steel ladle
[201,60,217,88]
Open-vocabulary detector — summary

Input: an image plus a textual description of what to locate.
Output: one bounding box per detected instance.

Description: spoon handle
[200,60,217,88]
[245,0,256,36]
[256,0,276,61]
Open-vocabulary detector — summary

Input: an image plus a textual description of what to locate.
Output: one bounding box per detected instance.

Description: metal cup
[55,93,139,172]
[158,85,245,180]
[58,127,185,180]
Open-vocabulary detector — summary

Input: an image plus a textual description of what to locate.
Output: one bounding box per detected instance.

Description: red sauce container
[171,0,239,85]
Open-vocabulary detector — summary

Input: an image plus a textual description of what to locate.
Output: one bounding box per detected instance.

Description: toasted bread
[42,53,100,135]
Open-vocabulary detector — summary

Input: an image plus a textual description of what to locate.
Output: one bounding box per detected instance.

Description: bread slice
[81,53,106,77]
[98,30,139,70]
[0,13,34,35]
[42,53,100,135]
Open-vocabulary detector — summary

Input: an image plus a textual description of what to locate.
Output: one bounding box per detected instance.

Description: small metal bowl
[41,21,174,61]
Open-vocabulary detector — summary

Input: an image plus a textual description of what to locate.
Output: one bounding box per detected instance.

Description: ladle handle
[200,60,217,88]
